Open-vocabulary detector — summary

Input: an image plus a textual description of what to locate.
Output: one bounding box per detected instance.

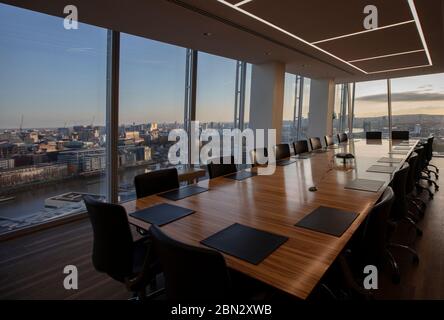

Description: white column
[307,79,335,140]
[248,62,285,143]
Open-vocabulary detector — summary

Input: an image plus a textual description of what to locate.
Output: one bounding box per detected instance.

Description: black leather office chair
[250,148,268,167]
[366,131,382,139]
[324,135,335,146]
[415,145,436,199]
[274,144,291,160]
[207,156,237,179]
[339,187,400,290]
[422,136,439,179]
[309,137,322,151]
[391,131,409,140]
[337,133,348,143]
[134,168,179,199]
[293,140,309,155]
[84,196,161,300]
[406,153,426,218]
[150,225,231,300]
[389,163,423,239]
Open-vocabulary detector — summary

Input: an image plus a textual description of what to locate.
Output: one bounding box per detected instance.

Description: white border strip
[217,0,368,74]
[366,64,431,74]
[407,0,432,65]
[348,49,425,63]
[234,0,253,7]
[312,20,415,44]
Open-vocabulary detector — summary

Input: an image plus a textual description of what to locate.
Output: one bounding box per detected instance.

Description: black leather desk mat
[344,179,385,192]
[295,206,358,237]
[377,157,403,163]
[201,223,288,265]
[130,203,195,226]
[276,159,296,166]
[388,151,408,155]
[225,170,257,181]
[158,185,209,201]
[367,165,397,174]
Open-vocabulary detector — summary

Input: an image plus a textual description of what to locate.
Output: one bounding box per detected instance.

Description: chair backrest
[324,135,334,146]
[337,133,348,143]
[309,137,322,150]
[250,148,268,166]
[426,136,434,161]
[293,140,309,155]
[391,131,409,140]
[274,144,291,160]
[134,168,179,199]
[406,152,418,194]
[207,156,237,179]
[84,196,134,282]
[360,187,395,265]
[366,131,382,140]
[150,225,231,300]
[388,163,409,220]
[414,145,426,173]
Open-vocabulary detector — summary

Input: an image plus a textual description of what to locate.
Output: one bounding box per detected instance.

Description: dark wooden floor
[0,159,443,300]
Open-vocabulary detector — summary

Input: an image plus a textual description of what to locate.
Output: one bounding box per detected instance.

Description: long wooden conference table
[124,139,417,300]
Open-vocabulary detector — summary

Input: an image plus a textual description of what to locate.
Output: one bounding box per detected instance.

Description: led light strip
[217,0,368,73]
[234,0,253,7]
[407,0,432,65]
[217,0,432,74]
[348,49,425,63]
[312,20,415,45]
[366,64,431,74]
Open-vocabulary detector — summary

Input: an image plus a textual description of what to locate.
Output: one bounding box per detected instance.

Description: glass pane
[300,78,311,139]
[0,4,107,234]
[119,33,186,202]
[282,73,296,144]
[244,63,252,129]
[391,73,444,154]
[196,52,237,130]
[333,84,342,135]
[353,80,389,138]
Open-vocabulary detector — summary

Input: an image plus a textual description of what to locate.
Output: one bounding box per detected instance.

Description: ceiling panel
[241,0,414,42]
[352,50,429,73]
[316,22,424,62]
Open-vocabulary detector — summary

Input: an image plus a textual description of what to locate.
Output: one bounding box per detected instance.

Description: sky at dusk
[1,3,444,130]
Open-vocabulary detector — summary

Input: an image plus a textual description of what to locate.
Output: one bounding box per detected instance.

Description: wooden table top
[124,139,417,299]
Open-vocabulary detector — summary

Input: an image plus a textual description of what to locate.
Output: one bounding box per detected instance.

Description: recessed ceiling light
[367,64,431,74]
[264,52,271,56]
[217,0,367,74]
[217,0,432,74]
[203,32,212,36]
[348,49,425,63]
[311,20,415,45]
[407,0,432,65]
[234,0,253,7]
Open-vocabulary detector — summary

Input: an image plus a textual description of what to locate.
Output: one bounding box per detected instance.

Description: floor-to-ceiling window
[0,4,107,234]
[391,73,444,154]
[119,33,187,201]
[196,52,237,131]
[300,78,311,139]
[282,73,297,144]
[353,80,389,138]
[195,52,238,164]
[333,84,343,135]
